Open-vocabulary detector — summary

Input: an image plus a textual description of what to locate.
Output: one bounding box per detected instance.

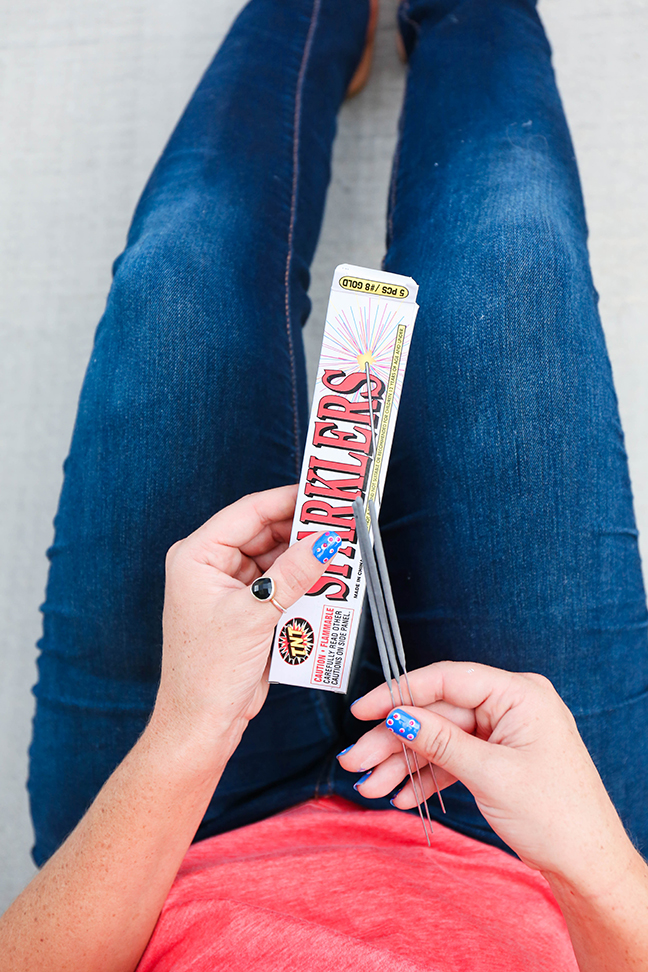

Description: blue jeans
[29,0,648,866]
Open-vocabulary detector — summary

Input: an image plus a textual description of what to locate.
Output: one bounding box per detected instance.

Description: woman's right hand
[154,485,341,752]
[341,661,635,891]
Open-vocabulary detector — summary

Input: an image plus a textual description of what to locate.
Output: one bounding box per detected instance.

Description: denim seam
[385,5,417,258]
[284,0,322,479]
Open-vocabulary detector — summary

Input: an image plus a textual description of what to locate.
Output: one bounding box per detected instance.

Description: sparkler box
[269,264,419,694]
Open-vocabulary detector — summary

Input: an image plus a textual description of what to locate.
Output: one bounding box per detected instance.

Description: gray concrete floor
[0,0,646,911]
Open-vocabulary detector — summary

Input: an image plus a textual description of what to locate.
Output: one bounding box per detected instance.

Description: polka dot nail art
[385,708,421,741]
[312,531,342,564]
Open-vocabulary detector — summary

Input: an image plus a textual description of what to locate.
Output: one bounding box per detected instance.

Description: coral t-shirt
[138,797,578,971]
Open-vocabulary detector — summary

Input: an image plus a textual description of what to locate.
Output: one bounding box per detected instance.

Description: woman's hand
[0,486,343,972]
[341,661,648,972]
[153,484,340,750]
[340,662,633,888]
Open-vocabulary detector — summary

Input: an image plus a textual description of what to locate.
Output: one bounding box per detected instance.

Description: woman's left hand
[340,661,633,883]
[154,484,339,749]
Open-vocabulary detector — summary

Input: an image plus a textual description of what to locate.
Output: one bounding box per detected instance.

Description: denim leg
[336,0,648,854]
[29,0,369,866]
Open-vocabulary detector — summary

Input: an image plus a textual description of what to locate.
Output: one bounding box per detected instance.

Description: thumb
[385,706,495,790]
[255,530,342,612]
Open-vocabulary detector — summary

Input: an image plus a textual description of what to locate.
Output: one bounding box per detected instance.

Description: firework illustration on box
[269,264,419,694]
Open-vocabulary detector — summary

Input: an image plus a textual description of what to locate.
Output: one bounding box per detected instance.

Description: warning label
[311,606,355,688]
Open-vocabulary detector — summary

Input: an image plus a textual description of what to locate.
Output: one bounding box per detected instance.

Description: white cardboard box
[269,264,419,693]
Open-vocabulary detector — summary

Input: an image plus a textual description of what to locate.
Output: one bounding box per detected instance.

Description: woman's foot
[346,0,379,98]
[396,31,407,64]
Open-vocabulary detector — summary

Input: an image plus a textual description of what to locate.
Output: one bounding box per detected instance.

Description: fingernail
[336,744,354,759]
[389,782,406,807]
[353,770,373,790]
[349,697,363,708]
[385,708,421,741]
[312,531,342,564]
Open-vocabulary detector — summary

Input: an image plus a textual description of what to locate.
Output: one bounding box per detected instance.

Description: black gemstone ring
[250,576,286,613]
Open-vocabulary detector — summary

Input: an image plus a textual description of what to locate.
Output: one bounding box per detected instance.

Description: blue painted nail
[389,783,406,807]
[336,744,354,759]
[312,531,342,564]
[385,708,421,741]
[353,770,373,790]
[349,697,363,708]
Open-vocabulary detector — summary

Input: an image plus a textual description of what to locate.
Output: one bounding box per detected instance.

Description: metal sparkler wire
[368,500,446,815]
[352,496,433,846]
[362,364,441,825]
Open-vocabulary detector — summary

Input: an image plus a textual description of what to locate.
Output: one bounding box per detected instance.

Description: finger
[224,529,298,585]
[264,530,342,609]
[192,485,299,551]
[351,661,520,723]
[339,725,458,803]
[338,722,404,773]
[232,530,344,630]
[198,529,291,586]
[384,705,497,792]
[353,750,414,798]
[253,541,290,573]
[240,518,293,559]
[351,749,456,802]
[390,761,457,808]
[340,701,475,774]
[235,544,290,587]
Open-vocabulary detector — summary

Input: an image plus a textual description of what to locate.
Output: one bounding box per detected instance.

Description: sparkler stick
[363,364,440,819]
[358,504,436,833]
[368,500,446,814]
[352,497,433,846]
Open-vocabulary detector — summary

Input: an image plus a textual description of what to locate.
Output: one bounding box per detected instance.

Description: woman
[2,0,647,968]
